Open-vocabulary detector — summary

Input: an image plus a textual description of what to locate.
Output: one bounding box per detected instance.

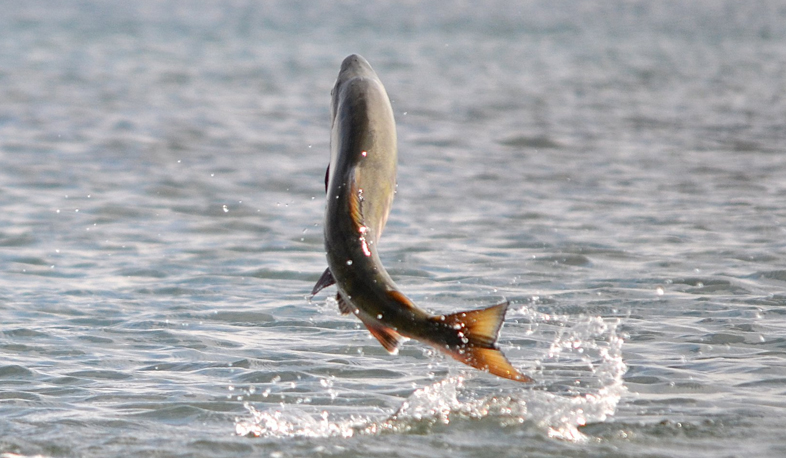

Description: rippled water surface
[2,1,786,457]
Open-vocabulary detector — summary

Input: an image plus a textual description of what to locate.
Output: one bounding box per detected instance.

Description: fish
[311,54,531,383]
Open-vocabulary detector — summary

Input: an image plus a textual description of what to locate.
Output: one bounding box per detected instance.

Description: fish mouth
[338,54,375,81]
[330,54,378,125]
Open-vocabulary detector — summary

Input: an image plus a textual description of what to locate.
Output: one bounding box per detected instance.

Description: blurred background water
[1,1,786,457]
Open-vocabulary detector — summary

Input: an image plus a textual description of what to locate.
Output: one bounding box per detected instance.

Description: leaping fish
[311,54,531,383]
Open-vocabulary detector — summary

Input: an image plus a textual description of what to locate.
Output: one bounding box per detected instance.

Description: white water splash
[236,310,626,442]
[1,454,52,458]
[236,405,358,438]
[510,308,628,441]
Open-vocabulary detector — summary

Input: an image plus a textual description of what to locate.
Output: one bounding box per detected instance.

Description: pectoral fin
[348,169,364,229]
[311,268,336,296]
[335,293,352,315]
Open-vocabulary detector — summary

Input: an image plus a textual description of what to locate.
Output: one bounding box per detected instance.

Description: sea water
[1,1,785,457]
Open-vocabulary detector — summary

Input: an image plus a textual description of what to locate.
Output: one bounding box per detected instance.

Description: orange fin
[440,301,508,348]
[436,301,532,383]
[357,314,403,354]
[387,290,416,310]
[311,268,336,296]
[455,346,532,383]
[348,170,364,229]
[335,293,352,315]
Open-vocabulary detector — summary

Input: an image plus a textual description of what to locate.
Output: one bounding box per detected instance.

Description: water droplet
[656,286,664,296]
[346,260,353,265]
[222,205,229,213]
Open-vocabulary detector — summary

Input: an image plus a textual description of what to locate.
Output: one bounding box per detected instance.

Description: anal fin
[311,268,336,296]
[357,314,403,355]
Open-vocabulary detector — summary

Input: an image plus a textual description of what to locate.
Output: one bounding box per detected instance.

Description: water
[1,1,786,457]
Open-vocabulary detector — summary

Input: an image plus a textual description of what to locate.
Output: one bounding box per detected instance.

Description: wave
[235,310,627,442]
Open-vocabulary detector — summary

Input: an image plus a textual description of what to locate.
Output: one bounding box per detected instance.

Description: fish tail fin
[436,301,533,383]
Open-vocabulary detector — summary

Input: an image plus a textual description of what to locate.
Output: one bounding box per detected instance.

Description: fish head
[330,54,379,126]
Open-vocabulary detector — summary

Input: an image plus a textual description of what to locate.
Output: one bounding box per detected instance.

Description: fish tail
[435,301,532,383]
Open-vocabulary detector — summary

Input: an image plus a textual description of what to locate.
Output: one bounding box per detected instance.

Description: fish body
[313,54,530,383]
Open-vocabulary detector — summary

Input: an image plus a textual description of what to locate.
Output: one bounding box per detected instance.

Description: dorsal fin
[387,290,416,310]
